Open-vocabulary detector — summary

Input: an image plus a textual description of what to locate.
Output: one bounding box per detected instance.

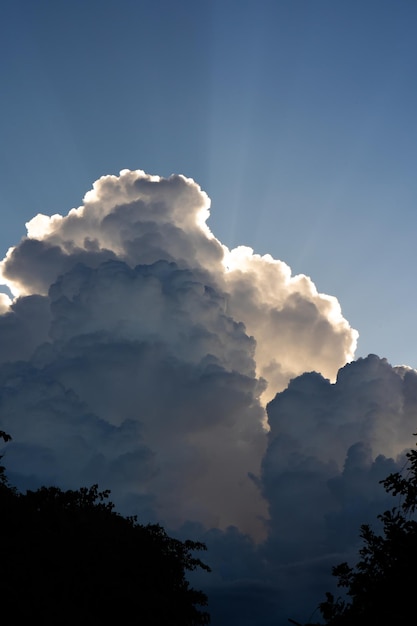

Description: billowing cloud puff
[1,170,412,624]
[0,169,357,535]
[224,246,355,402]
[178,356,417,625]
[257,355,417,622]
[0,170,357,406]
[0,260,267,536]
[0,171,222,297]
[263,355,416,563]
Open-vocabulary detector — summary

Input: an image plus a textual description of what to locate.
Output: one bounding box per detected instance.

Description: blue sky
[2,0,417,367]
[2,3,417,624]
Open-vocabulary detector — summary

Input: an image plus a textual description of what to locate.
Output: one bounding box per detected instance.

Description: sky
[1,1,417,625]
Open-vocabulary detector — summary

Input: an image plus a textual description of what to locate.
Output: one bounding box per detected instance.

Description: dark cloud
[1,237,117,295]
[0,294,50,364]
[252,355,417,622]
[0,254,268,535]
[0,170,413,624]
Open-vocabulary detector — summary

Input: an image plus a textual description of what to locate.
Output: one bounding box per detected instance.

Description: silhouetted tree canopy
[0,433,210,625]
[301,436,417,625]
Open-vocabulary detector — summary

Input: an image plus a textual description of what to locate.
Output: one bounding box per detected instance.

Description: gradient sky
[2,0,417,368]
[2,3,417,625]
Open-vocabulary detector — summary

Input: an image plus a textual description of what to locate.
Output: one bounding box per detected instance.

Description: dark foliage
[302,436,417,625]
[0,433,210,625]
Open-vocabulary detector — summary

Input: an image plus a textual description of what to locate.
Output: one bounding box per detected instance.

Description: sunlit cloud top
[0,169,357,406]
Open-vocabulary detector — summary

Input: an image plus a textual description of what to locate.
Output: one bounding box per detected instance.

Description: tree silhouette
[304,436,417,625]
[0,434,210,625]
[0,430,12,442]
[0,430,13,489]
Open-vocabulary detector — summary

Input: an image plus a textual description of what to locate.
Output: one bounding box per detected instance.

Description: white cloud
[223,245,357,402]
[3,169,404,624]
[0,169,358,536]
[0,169,357,404]
[0,292,12,313]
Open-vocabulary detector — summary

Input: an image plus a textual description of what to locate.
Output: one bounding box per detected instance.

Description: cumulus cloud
[1,169,413,623]
[257,355,417,622]
[182,356,417,625]
[223,246,356,402]
[0,170,356,401]
[0,169,357,535]
[263,355,415,560]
